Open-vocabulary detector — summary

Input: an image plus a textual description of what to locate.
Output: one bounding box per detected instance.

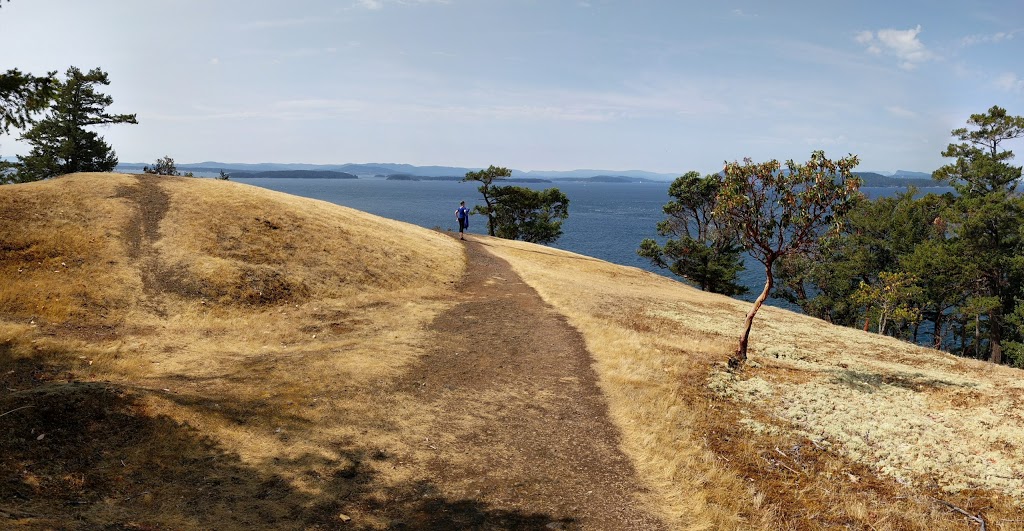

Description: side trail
[396,236,667,530]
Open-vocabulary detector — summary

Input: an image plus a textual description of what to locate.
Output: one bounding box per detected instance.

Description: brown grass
[483,238,1024,530]
[2,173,1022,530]
[1,174,465,529]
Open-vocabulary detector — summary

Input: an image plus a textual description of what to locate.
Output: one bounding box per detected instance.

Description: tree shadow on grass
[833,369,975,394]
[0,340,569,530]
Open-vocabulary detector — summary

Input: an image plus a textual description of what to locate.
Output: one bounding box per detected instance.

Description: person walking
[455,200,470,240]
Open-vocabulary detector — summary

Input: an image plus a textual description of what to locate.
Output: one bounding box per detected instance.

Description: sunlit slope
[1,172,1021,529]
[485,237,1024,529]
[0,172,461,326]
[0,173,465,529]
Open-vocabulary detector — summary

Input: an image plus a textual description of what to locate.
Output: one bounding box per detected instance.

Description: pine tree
[638,171,747,295]
[934,106,1024,364]
[0,69,56,135]
[14,67,136,183]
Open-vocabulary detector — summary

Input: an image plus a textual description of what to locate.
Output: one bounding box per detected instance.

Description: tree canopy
[934,105,1024,196]
[638,171,746,295]
[144,156,180,176]
[716,151,863,365]
[13,67,136,183]
[463,165,511,236]
[0,69,56,135]
[490,186,569,244]
[767,107,1024,367]
[463,165,570,244]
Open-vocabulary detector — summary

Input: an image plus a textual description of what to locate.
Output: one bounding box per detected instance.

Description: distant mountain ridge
[117,161,681,181]
[114,161,941,184]
[228,170,358,180]
[853,172,941,188]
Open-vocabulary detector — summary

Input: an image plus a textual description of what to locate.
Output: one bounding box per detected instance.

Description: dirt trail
[395,236,666,530]
[115,175,174,307]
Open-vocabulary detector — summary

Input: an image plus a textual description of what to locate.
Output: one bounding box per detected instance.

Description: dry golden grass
[483,238,1024,530]
[2,172,1023,529]
[1,173,466,529]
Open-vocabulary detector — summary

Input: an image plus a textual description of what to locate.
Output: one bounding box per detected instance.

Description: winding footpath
[395,236,667,530]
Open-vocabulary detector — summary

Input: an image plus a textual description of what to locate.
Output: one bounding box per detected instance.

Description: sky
[1,0,1023,175]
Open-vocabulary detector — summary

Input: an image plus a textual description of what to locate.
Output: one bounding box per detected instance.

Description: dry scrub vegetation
[485,238,1024,530]
[1,173,1022,530]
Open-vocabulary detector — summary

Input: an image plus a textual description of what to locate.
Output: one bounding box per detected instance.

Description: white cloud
[209,58,220,66]
[994,72,1024,93]
[855,31,881,54]
[731,8,757,17]
[855,25,935,70]
[961,30,1017,47]
[356,0,384,9]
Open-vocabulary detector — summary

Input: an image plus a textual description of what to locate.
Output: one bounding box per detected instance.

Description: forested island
[229,170,358,179]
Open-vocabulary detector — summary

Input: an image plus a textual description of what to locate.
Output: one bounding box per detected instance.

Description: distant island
[111,161,944,188]
[228,170,358,179]
[555,175,656,183]
[385,174,552,183]
[854,172,941,188]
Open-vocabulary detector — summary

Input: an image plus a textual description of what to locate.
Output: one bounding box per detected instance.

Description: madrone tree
[716,151,863,366]
[15,67,136,182]
[638,171,746,295]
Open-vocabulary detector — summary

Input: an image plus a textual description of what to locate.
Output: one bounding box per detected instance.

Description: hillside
[1,174,1022,530]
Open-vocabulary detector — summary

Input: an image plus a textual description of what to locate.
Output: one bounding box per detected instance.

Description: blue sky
[1,0,1022,174]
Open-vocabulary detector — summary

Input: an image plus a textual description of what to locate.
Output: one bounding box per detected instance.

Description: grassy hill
[1,173,1021,529]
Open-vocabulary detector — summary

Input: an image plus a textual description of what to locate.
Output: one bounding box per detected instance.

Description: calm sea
[232,177,948,308]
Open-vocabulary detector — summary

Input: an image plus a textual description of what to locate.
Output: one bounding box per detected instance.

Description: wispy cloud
[239,17,323,31]
[146,81,735,126]
[994,72,1024,93]
[856,25,935,70]
[802,134,847,146]
[353,0,450,9]
[731,8,757,17]
[960,29,1018,47]
[886,106,917,118]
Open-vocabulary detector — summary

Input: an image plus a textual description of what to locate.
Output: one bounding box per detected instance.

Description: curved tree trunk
[733,262,774,366]
[482,193,497,236]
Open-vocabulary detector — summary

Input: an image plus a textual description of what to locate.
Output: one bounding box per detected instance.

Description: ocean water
[232,177,947,308]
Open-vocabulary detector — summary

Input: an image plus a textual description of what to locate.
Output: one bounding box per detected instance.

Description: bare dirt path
[392,236,667,530]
